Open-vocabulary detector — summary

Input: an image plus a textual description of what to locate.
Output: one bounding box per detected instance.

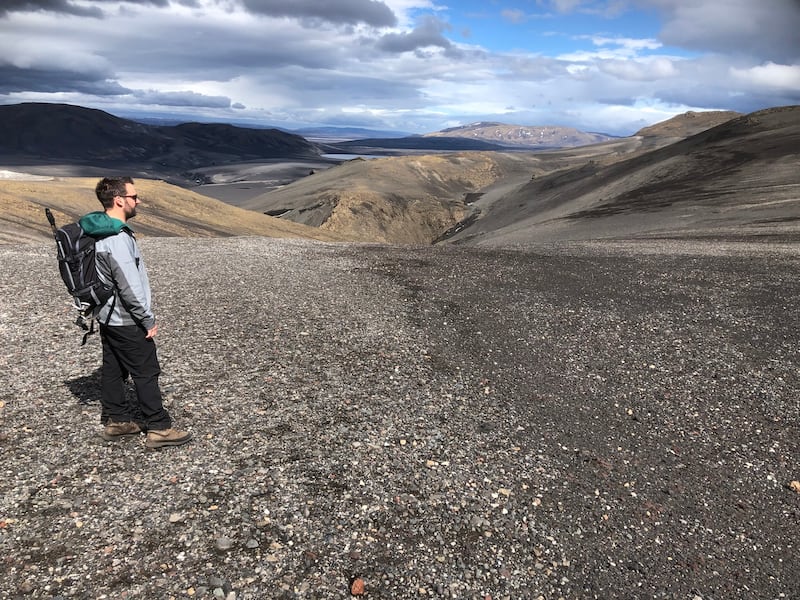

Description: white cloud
[559,36,662,62]
[731,62,800,91]
[599,57,678,81]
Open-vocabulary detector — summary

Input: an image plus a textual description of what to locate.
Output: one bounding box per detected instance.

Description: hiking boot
[101,421,142,441]
[145,428,193,449]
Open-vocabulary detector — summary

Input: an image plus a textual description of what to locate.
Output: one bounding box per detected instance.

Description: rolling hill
[0,176,351,245]
[442,106,800,245]
[236,152,543,244]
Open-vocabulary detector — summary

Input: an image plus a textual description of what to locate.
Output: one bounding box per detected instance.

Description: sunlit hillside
[0,176,352,245]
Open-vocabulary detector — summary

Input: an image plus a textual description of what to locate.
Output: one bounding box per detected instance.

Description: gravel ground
[1,236,798,600]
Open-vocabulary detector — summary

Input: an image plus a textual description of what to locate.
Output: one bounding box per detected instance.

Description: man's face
[121,183,139,219]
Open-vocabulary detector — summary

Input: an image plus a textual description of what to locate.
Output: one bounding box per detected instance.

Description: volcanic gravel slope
[1,236,798,599]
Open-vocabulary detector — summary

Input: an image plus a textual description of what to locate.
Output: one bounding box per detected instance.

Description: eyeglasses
[120,194,139,201]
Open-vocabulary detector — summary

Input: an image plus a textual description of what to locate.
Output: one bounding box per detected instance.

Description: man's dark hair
[95,176,134,209]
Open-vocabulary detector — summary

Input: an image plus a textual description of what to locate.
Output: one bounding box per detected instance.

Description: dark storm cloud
[134,89,232,108]
[129,34,341,73]
[657,82,800,115]
[0,0,202,18]
[0,65,130,95]
[655,0,800,63]
[376,15,461,57]
[0,65,239,110]
[240,0,397,27]
[0,0,103,17]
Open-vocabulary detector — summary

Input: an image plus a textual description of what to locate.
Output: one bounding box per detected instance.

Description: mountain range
[0,103,318,170]
[0,102,797,246]
[423,121,617,148]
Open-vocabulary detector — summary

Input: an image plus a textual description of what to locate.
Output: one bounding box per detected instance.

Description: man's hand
[146,324,158,339]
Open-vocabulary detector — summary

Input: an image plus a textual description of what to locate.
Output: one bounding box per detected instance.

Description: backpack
[45,208,116,344]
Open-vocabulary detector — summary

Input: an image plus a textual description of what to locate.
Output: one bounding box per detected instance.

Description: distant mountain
[423,122,618,148]
[322,122,620,153]
[0,103,320,171]
[293,126,412,141]
[328,136,508,152]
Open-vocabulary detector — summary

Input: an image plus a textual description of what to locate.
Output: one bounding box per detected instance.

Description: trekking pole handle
[45,208,57,235]
[45,208,67,260]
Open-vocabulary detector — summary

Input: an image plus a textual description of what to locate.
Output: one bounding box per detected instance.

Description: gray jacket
[79,212,156,330]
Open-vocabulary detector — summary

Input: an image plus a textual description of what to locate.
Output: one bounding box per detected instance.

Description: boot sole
[100,431,141,441]
[145,435,193,449]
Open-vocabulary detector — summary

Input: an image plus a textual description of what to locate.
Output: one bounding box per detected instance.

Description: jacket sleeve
[99,233,156,330]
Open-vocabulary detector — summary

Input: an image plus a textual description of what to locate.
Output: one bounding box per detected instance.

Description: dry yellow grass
[0,177,353,245]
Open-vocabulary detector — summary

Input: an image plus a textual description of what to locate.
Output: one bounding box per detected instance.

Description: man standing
[79,177,192,449]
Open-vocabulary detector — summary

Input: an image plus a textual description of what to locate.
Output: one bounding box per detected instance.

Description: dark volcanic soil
[1,237,798,599]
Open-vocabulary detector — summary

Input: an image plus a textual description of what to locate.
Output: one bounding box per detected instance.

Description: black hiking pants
[99,324,171,431]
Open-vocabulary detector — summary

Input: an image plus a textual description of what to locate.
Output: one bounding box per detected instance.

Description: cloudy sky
[1,0,799,135]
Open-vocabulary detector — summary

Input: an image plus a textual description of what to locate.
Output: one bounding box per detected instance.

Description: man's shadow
[65,368,102,406]
[64,368,140,425]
